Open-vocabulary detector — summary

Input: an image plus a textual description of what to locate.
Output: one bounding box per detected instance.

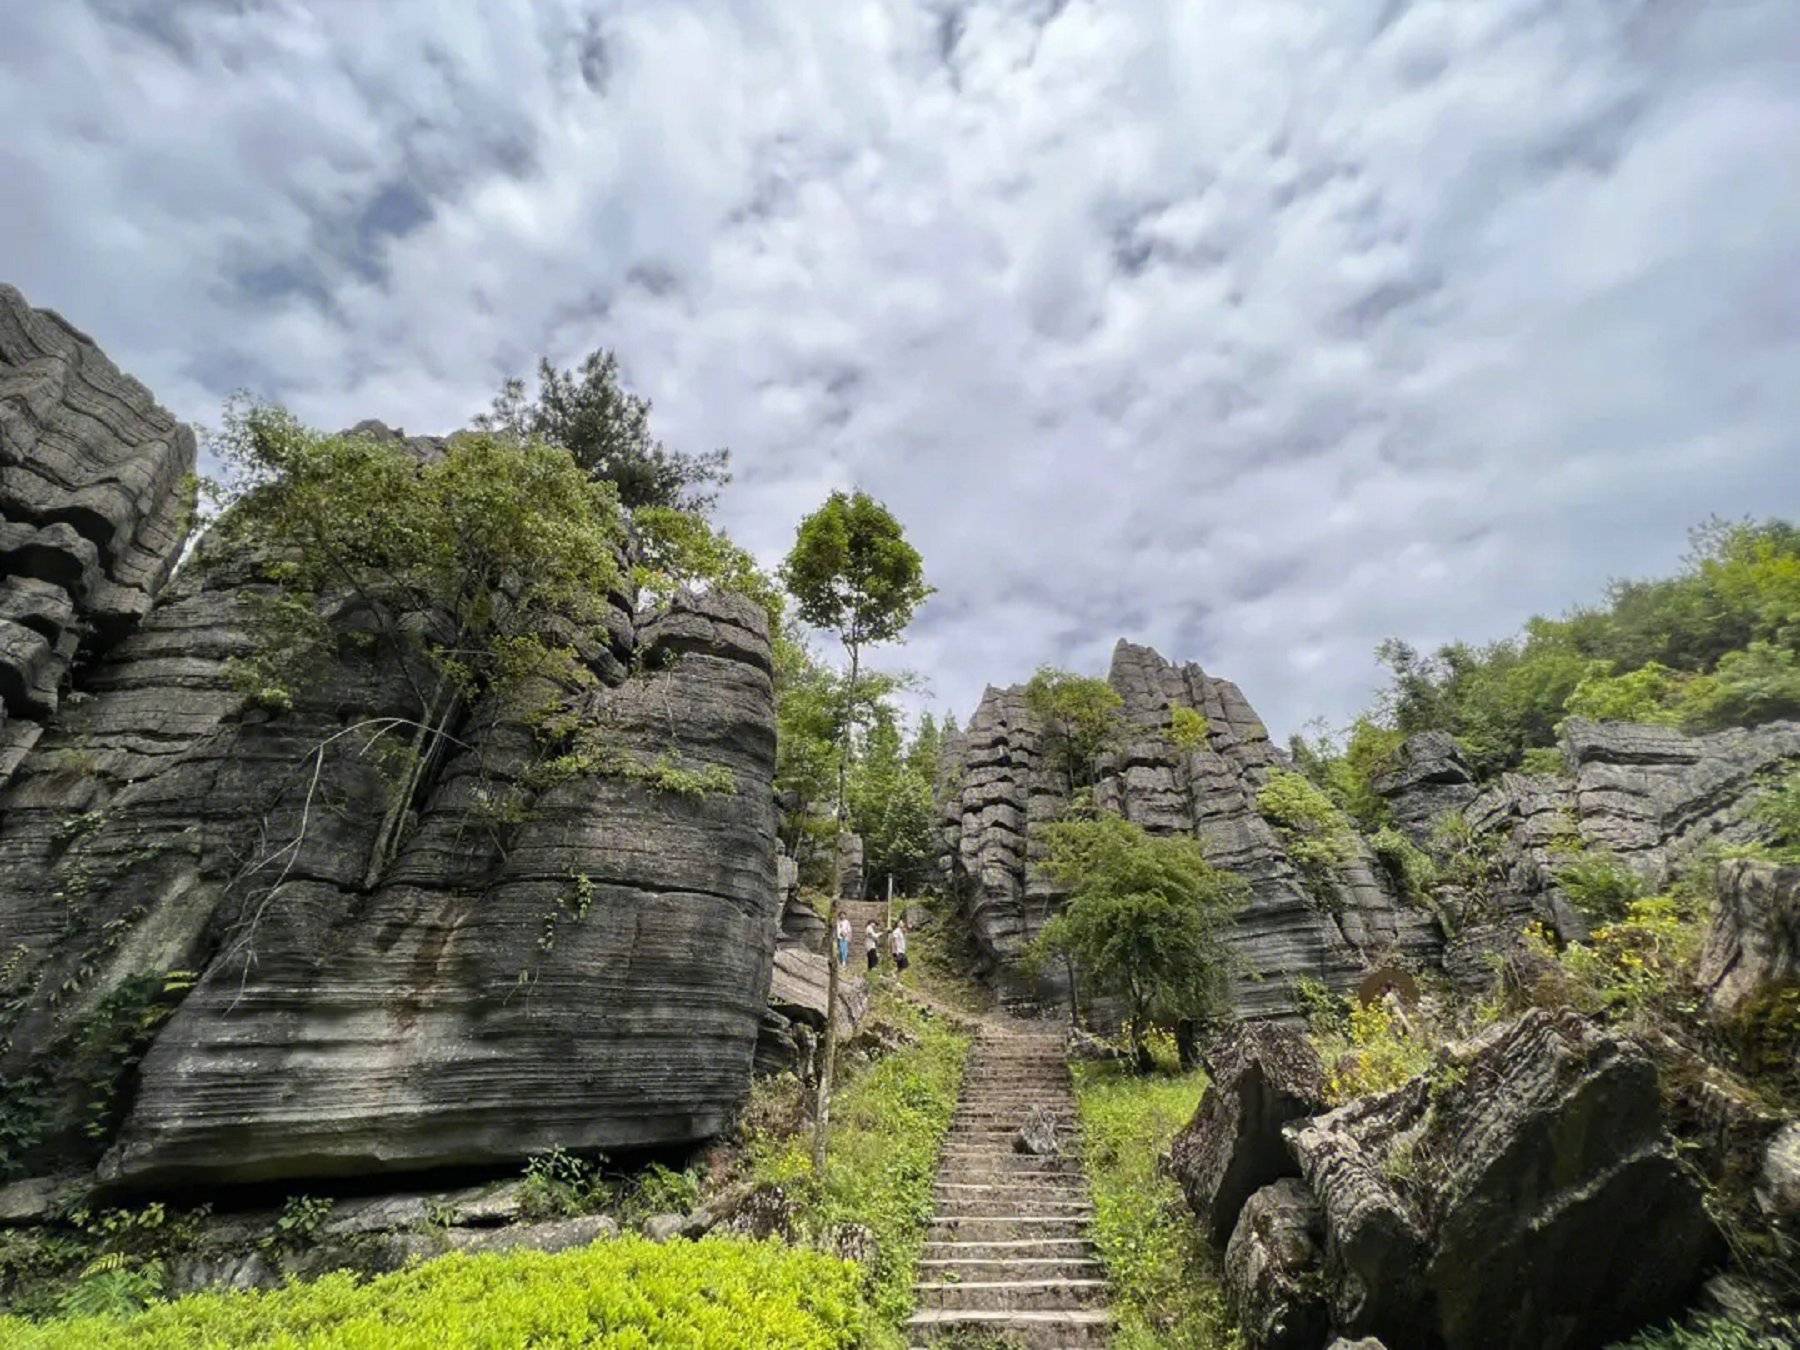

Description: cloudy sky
[5,1,1797,738]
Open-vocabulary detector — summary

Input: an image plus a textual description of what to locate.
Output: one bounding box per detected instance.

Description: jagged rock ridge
[938,640,1440,1019]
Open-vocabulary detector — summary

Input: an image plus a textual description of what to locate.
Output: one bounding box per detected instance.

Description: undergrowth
[0,1236,872,1349]
[1072,1054,1240,1350]
[745,987,970,1341]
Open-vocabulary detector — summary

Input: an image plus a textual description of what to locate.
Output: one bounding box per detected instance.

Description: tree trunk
[363,671,454,891]
[811,642,860,1174]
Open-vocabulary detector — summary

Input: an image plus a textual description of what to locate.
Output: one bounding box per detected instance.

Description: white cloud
[4,0,1797,737]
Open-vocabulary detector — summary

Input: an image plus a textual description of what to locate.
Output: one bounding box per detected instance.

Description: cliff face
[0,285,781,1189]
[0,285,195,782]
[938,641,1440,1020]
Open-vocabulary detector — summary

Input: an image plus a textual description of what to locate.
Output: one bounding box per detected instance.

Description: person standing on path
[835,914,852,968]
[889,919,909,976]
[865,920,881,972]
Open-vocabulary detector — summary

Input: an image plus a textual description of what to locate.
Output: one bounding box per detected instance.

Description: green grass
[747,988,971,1343]
[0,1235,872,1349]
[1072,1060,1241,1350]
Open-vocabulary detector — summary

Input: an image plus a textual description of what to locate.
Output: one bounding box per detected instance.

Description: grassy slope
[1072,1060,1241,1350]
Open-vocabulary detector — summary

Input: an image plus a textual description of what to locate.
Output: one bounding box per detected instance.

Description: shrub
[1531,895,1705,1020]
[1369,826,1438,903]
[1753,767,1800,858]
[1025,667,1124,788]
[1611,1312,1799,1349]
[0,1237,874,1349]
[1072,1061,1240,1349]
[1169,705,1211,751]
[1555,852,1650,923]
[1257,770,1358,905]
[1305,995,1436,1105]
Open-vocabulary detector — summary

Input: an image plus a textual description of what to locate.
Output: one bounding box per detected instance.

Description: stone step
[935,1195,1094,1219]
[935,1167,1086,1188]
[905,1307,1112,1349]
[915,1279,1110,1313]
[920,1238,1097,1261]
[927,1214,1092,1242]
[917,1256,1106,1282]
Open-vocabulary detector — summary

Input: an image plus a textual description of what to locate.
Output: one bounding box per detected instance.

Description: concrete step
[916,1257,1106,1282]
[927,1214,1092,1242]
[935,1195,1094,1219]
[920,1238,1097,1261]
[905,1307,1112,1349]
[915,1278,1110,1313]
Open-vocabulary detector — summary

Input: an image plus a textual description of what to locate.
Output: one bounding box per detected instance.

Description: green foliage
[1024,667,1124,788]
[1369,826,1439,903]
[518,1146,610,1220]
[1290,717,1407,830]
[0,1073,50,1180]
[55,1257,164,1321]
[480,347,730,512]
[1256,770,1358,905]
[1538,894,1707,1019]
[68,971,194,1145]
[1752,766,1800,856]
[1518,745,1568,776]
[1303,992,1436,1105]
[781,491,932,652]
[746,991,968,1333]
[619,1164,702,1225]
[260,1196,335,1253]
[1071,1062,1240,1349]
[1033,814,1244,1060]
[1168,704,1211,752]
[1611,1312,1799,1349]
[848,712,940,896]
[1554,852,1651,923]
[633,504,783,631]
[1360,519,1800,779]
[1,1237,874,1349]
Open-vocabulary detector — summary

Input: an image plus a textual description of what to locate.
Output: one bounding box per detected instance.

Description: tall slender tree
[781,490,931,1173]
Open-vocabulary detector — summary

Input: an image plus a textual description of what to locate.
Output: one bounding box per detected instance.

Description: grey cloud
[3,0,1797,739]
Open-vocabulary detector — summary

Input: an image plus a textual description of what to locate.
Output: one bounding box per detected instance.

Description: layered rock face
[1182,1010,1719,1350]
[0,288,784,1189]
[938,641,1440,1018]
[0,285,194,781]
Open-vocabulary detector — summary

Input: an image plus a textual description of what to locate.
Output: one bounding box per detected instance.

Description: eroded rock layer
[0,285,194,779]
[938,641,1440,1019]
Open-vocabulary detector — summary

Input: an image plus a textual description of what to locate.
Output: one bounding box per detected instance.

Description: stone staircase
[907,1023,1111,1348]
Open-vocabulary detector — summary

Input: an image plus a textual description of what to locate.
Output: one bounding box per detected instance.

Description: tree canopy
[1025,666,1124,789]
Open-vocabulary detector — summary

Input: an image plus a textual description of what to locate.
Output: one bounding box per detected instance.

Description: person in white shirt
[835,914,852,968]
[889,920,909,975]
[864,920,881,972]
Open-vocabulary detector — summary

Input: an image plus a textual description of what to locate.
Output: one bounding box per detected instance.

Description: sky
[4,1,1798,740]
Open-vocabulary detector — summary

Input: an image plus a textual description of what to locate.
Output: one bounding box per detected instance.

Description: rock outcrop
[1224,1178,1330,1350]
[1371,732,1476,848]
[0,285,195,783]
[1169,1022,1328,1247]
[1696,857,1799,1021]
[938,641,1440,1017]
[1284,1009,1718,1350]
[0,287,785,1189]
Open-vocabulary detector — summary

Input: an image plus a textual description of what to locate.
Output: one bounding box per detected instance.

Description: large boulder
[1169,1022,1328,1247]
[1286,1008,1719,1350]
[1696,858,1800,1021]
[1224,1178,1330,1350]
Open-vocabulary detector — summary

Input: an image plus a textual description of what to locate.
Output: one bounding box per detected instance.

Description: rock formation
[0,285,786,1190]
[1696,857,1799,1021]
[938,641,1441,1018]
[0,285,195,783]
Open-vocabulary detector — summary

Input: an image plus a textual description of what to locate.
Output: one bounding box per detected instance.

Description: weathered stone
[1759,1121,1800,1227]
[1325,1340,1387,1350]
[1373,732,1479,847]
[1169,1022,1328,1247]
[1013,1104,1061,1156]
[641,1212,685,1243]
[1224,1179,1330,1350]
[709,1182,797,1243]
[455,1213,619,1254]
[837,831,865,900]
[1287,1008,1719,1350]
[1697,858,1800,1021]
[1065,1027,1127,1063]
[821,1219,878,1266]
[939,641,1441,1018]
[0,1174,74,1225]
[0,284,195,770]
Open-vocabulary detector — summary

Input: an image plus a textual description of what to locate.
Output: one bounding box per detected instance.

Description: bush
[1072,1061,1240,1349]
[1555,852,1651,923]
[1304,992,1436,1105]
[0,1237,872,1349]
[1530,895,1705,1020]
[1256,770,1358,904]
[1611,1311,1800,1349]
[1369,826,1438,903]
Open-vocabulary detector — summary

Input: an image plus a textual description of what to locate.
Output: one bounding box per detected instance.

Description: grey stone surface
[1286,1008,1719,1350]
[938,641,1441,1019]
[1013,1104,1061,1156]
[1372,731,1478,847]
[453,1213,619,1254]
[641,1212,685,1242]
[0,344,783,1185]
[0,284,195,772]
[1224,1178,1330,1350]
[1169,1021,1328,1247]
[1697,858,1800,1021]
[0,1174,72,1225]
[1759,1121,1800,1227]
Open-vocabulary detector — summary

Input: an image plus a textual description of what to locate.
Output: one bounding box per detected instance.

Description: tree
[1031,812,1243,1070]
[213,404,625,890]
[849,711,939,898]
[1025,666,1124,788]
[480,349,729,512]
[781,490,931,1172]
